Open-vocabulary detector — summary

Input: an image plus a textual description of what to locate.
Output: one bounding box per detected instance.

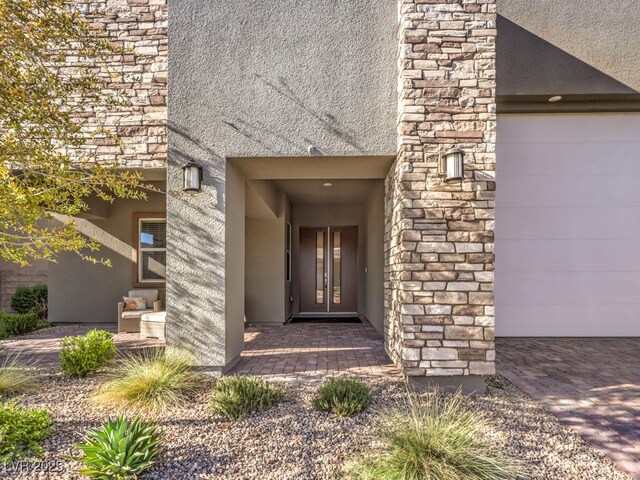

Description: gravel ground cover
[3,371,628,480]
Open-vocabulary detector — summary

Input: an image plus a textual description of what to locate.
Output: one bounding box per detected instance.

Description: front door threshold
[295,313,359,318]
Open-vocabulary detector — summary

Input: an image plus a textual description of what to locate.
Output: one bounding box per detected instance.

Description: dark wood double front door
[299,226,358,314]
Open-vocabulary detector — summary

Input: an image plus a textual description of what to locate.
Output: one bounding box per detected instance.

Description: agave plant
[72,414,162,479]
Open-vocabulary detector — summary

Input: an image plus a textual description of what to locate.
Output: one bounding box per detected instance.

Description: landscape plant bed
[3,371,628,480]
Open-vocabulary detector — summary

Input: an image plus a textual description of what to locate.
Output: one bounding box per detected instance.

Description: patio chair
[118,289,162,333]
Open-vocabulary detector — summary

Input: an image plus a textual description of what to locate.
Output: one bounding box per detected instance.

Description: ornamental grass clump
[210,375,285,421]
[0,354,37,396]
[72,414,162,480]
[344,390,521,480]
[95,347,200,413]
[312,376,372,417]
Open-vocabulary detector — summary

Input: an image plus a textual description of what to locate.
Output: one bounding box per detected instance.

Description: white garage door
[495,114,640,336]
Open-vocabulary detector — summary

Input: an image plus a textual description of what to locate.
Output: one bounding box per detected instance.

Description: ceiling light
[548,95,562,103]
[323,182,333,187]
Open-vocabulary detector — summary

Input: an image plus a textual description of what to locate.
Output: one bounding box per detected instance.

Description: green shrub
[60,329,116,378]
[0,355,38,396]
[0,401,52,462]
[95,347,199,413]
[10,284,48,319]
[72,414,162,479]
[210,375,285,421]
[0,312,39,337]
[313,377,372,417]
[344,390,520,480]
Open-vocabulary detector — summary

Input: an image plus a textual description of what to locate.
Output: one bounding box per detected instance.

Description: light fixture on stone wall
[440,148,464,182]
[182,163,203,193]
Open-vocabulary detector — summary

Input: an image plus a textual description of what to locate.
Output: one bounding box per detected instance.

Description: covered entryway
[496,113,640,336]
[234,156,392,335]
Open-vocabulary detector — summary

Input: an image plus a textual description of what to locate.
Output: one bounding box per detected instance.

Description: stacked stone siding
[385,0,496,377]
[71,0,168,168]
[0,269,48,313]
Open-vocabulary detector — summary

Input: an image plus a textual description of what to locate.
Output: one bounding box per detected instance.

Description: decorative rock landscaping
[4,371,628,480]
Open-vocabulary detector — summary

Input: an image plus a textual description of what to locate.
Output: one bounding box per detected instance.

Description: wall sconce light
[440,148,464,182]
[182,163,203,193]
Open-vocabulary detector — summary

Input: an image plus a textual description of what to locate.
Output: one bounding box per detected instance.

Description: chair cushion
[128,289,159,309]
[121,309,153,318]
[123,297,147,311]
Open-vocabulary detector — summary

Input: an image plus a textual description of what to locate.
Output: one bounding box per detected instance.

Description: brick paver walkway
[497,337,640,479]
[0,324,163,369]
[229,321,400,381]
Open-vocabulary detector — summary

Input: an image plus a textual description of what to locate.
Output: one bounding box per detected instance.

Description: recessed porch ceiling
[229,156,395,180]
[272,179,379,205]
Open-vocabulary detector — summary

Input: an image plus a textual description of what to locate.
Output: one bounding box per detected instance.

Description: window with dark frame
[137,216,167,284]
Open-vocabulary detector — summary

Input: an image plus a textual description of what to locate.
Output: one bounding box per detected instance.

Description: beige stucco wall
[245,217,285,324]
[48,186,166,324]
[223,165,246,366]
[363,182,385,334]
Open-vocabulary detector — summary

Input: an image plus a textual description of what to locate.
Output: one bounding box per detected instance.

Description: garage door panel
[496,207,640,240]
[496,239,640,272]
[499,175,640,208]
[496,272,640,305]
[497,304,640,336]
[498,114,640,143]
[496,114,640,336]
[498,142,640,176]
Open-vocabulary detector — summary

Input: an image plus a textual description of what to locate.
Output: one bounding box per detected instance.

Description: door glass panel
[315,231,324,304]
[333,231,341,304]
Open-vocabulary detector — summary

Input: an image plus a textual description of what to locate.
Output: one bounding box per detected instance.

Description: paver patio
[497,337,640,479]
[230,321,400,381]
[0,324,163,369]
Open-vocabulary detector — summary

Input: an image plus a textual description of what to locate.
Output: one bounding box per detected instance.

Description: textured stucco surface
[168,0,396,158]
[364,182,385,335]
[497,0,640,95]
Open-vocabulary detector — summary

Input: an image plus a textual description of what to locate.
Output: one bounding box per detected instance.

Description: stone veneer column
[385,0,496,385]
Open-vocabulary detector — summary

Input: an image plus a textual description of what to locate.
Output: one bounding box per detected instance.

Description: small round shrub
[0,401,52,462]
[60,329,116,378]
[313,377,372,417]
[210,375,285,421]
[73,414,162,479]
[11,284,47,319]
[0,313,39,336]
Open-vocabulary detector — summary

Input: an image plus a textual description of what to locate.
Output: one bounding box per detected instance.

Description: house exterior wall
[0,259,48,314]
[245,217,286,324]
[364,182,386,335]
[72,0,167,167]
[496,0,640,95]
[167,0,397,369]
[168,0,396,159]
[386,0,497,382]
[48,189,166,324]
